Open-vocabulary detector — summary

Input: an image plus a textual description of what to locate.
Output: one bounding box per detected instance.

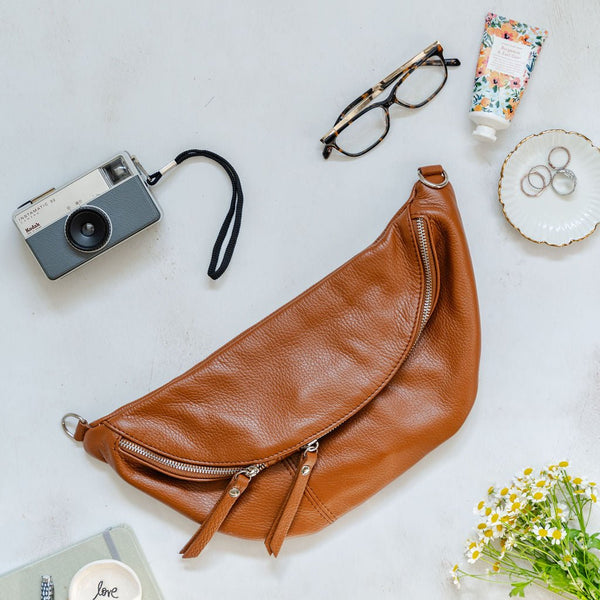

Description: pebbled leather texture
[78,166,481,555]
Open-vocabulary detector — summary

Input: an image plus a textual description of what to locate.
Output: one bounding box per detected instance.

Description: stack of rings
[520,146,577,197]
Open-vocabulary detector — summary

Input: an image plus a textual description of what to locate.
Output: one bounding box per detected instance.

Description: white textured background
[1,1,599,599]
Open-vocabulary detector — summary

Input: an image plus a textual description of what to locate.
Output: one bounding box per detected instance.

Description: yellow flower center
[509,493,518,502]
[552,530,563,540]
[490,513,499,523]
[558,461,569,468]
[524,468,533,476]
[484,529,493,538]
[484,507,492,516]
[533,491,544,500]
[492,562,500,572]
[472,550,480,560]
[477,523,487,530]
[538,528,548,537]
[536,480,546,488]
[573,477,583,485]
[500,487,509,496]
[477,500,485,510]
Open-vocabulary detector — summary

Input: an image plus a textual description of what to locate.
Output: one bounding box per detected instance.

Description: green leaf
[509,581,531,597]
[547,566,571,588]
[588,536,600,551]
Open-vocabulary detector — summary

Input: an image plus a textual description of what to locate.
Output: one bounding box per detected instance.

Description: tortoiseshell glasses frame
[320,41,460,159]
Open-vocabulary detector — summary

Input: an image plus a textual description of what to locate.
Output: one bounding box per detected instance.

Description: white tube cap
[473,124,497,142]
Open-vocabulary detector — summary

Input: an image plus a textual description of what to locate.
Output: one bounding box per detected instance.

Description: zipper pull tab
[180,465,260,559]
[264,440,319,557]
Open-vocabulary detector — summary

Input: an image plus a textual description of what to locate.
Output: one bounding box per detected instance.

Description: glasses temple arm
[423,57,461,67]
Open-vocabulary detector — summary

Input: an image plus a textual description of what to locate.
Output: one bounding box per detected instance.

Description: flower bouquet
[452,462,600,599]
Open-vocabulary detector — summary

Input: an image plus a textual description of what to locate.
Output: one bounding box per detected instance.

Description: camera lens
[65,206,112,252]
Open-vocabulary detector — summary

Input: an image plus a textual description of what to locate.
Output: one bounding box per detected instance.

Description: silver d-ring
[61,413,87,439]
[520,174,543,198]
[551,168,577,196]
[527,165,552,190]
[417,168,448,189]
[548,146,571,170]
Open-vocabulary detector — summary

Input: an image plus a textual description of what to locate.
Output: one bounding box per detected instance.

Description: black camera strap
[147,149,243,280]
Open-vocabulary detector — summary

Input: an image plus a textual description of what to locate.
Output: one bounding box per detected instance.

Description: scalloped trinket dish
[498,129,600,246]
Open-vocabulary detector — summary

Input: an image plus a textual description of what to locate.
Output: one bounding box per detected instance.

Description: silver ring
[527,165,552,190]
[548,146,571,170]
[61,413,87,439]
[551,168,577,196]
[417,168,448,189]
[520,174,543,198]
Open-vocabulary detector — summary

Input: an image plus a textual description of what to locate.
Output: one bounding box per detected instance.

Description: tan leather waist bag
[67,165,480,558]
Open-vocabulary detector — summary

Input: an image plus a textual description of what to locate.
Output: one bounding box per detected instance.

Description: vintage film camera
[13,152,162,280]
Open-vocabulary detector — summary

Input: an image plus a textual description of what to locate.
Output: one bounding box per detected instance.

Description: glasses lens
[395,56,446,106]
[336,107,388,155]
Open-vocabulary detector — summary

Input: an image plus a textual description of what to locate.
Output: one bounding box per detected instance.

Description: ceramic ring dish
[68,559,142,600]
[499,129,600,246]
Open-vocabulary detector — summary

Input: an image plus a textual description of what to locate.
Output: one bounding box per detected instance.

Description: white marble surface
[1,1,600,598]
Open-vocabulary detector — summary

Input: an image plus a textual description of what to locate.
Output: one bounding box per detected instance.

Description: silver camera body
[13,152,162,280]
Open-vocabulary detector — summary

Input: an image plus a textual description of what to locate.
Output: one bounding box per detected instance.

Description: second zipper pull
[264,440,319,557]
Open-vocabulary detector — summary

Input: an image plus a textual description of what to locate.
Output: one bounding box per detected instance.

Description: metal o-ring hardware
[548,146,571,170]
[417,168,448,189]
[527,165,552,190]
[551,168,577,196]
[61,413,87,439]
[520,174,543,198]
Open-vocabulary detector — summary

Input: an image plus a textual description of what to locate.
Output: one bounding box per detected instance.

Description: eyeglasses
[320,41,460,159]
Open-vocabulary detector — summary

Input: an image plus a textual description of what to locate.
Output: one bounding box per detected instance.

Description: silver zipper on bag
[119,438,265,478]
[119,222,433,478]
[415,217,434,336]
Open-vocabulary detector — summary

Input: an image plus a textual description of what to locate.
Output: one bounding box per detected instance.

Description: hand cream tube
[470,13,548,142]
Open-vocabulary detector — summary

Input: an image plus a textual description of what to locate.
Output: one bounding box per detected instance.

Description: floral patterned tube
[469,13,548,142]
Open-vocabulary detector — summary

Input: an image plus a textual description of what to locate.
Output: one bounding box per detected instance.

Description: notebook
[0,525,163,599]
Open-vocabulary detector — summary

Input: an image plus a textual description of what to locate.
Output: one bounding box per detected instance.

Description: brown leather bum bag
[68,165,480,558]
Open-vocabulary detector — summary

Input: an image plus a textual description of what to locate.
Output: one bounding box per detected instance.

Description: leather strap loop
[417,165,448,188]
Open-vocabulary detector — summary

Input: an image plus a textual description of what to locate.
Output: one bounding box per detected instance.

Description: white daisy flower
[505,535,516,550]
[533,525,549,540]
[529,488,549,503]
[491,522,504,539]
[474,499,489,516]
[517,466,535,480]
[450,564,461,588]
[547,527,566,545]
[466,544,482,564]
[558,554,577,570]
[555,502,570,522]
[534,477,550,489]
[506,497,526,515]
